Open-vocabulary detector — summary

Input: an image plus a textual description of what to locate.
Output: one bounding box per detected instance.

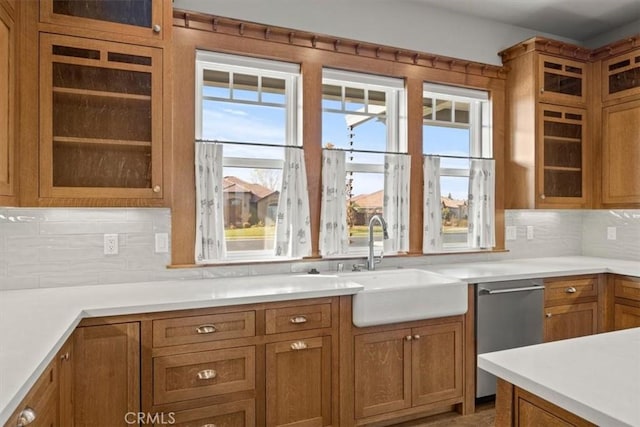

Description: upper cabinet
[538,54,588,106]
[0,0,15,202]
[501,38,591,209]
[602,49,640,102]
[40,0,168,43]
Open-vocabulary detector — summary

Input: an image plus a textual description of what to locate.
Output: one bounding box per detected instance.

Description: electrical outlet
[526,226,534,240]
[155,233,169,253]
[104,234,118,255]
[607,227,617,240]
[506,226,517,241]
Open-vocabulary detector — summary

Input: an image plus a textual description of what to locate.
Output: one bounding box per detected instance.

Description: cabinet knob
[546,313,553,318]
[413,334,421,340]
[16,407,36,426]
[540,87,544,94]
[289,315,308,324]
[565,286,577,294]
[290,341,308,350]
[540,194,546,200]
[196,369,217,380]
[405,335,413,341]
[60,352,70,361]
[196,324,217,334]
[153,185,161,193]
[153,24,162,33]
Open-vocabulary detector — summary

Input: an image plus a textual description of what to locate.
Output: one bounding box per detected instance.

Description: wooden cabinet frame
[0,0,15,202]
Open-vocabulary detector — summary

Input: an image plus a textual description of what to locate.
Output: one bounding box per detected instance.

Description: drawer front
[153,311,255,347]
[153,346,255,405]
[614,277,640,302]
[544,276,597,304]
[5,362,58,427]
[265,303,331,334]
[153,399,255,427]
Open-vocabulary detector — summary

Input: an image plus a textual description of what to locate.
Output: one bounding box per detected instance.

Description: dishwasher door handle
[479,285,544,295]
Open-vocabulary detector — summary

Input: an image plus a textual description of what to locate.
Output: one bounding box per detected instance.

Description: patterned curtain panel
[319,150,349,256]
[423,155,443,253]
[468,158,495,249]
[383,153,411,253]
[194,142,227,263]
[275,147,312,258]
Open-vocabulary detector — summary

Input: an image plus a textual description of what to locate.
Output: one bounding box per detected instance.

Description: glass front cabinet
[602,49,640,102]
[39,33,163,199]
[537,54,588,106]
[536,104,587,207]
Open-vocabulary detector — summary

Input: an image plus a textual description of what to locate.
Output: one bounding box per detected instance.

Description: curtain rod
[424,154,493,160]
[195,139,303,149]
[323,147,408,156]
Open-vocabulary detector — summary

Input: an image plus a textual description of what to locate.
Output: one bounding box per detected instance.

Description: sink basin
[345,269,468,327]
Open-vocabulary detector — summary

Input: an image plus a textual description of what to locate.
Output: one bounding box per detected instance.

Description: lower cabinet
[266,336,332,427]
[156,400,255,427]
[543,276,600,342]
[353,321,463,421]
[4,360,58,427]
[614,304,640,330]
[613,275,640,330]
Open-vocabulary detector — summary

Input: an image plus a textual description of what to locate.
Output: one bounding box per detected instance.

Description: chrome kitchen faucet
[367,214,389,271]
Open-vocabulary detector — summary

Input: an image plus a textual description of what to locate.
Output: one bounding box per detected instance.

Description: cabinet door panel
[73,323,140,426]
[411,322,463,406]
[354,329,412,419]
[544,302,597,342]
[0,3,14,197]
[266,336,331,427]
[614,304,640,330]
[154,399,255,427]
[538,54,587,106]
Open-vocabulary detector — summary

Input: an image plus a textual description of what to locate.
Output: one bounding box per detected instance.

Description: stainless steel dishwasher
[476,279,544,398]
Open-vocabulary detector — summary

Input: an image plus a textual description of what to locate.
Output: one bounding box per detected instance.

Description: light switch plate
[104,234,118,255]
[607,227,617,240]
[526,226,534,240]
[506,226,517,241]
[155,233,169,253]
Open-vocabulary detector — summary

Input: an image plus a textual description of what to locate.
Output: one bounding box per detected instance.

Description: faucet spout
[367,214,388,270]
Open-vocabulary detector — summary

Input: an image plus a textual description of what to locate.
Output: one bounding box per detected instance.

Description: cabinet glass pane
[52,0,152,28]
[609,65,640,94]
[53,63,151,96]
[544,170,582,198]
[544,71,582,97]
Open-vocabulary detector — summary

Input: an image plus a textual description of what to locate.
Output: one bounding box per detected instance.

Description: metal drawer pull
[413,334,421,340]
[479,286,544,295]
[289,315,308,324]
[290,341,308,350]
[546,313,553,318]
[196,324,217,334]
[196,369,217,380]
[17,407,36,426]
[565,287,577,294]
[201,424,217,427]
[405,335,413,341]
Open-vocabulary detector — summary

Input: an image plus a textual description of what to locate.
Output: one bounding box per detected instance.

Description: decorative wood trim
[172,10,506,80]
[499,37,591,63]
[591,33,640,60]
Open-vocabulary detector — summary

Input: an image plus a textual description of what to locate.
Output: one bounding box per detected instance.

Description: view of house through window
[423,83,492,249]
[322,69,406,253]
[196,52,300,259]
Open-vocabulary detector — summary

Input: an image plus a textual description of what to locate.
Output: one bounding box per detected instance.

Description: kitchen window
[320,69,409,257]
[422,83,494,251]
[194,51,310,263]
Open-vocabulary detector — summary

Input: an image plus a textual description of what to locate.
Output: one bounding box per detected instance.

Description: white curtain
[194,143,226,263]
[468,158,496,249]
[383,153,411,253]
[423,155,443,253]
[319,150,349,256]
[275,147,312,258]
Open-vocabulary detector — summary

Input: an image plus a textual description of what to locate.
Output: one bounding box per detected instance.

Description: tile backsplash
[0,208,638,290]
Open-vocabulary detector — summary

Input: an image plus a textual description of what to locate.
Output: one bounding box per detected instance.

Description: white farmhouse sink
[345,269,468,327]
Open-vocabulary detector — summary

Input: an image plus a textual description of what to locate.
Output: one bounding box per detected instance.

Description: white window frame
[422,82,492,251]
[322,69,407,256]
[195,51,302,261]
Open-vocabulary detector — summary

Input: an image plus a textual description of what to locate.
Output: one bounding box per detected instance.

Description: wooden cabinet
[40,0,169,43]
[72,323,140,426]
[266,336,332,427]
[602,49,640,102]
[543,276,599,342]
[601,99,640,206]
[501,38,591,209]
[160,400,255,427]
[0,0,15,202]
[353,321,463,420]
[613,276,640,330]
[39,33,164,200]
[3,360,58,427]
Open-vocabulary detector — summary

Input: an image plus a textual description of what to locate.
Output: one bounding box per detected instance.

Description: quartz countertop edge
[478,328,640,427]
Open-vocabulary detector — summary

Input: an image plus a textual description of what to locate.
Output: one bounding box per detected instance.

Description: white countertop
[0,255,638,425]
[478,328,640,427]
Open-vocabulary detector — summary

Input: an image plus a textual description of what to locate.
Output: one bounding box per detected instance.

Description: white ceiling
[409,0,640,42]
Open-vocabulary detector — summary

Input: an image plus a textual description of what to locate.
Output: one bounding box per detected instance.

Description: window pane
[423,97,434,120]
[262,77,286,104]
[322,84,342,109]
[202,100,286,144]
[440,176,469,247]
[454,102,470,124]
[223,167,282,252]
[435,99,452,122]
[423,125,470,158]
[202,69,230,98]
[232,73,259,102]
[322,111,387,152]
[345,86,365,111]
[347,172,384,249]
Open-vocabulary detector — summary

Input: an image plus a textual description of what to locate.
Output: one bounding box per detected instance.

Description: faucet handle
[352,263,366,272]
[376,249,384,264]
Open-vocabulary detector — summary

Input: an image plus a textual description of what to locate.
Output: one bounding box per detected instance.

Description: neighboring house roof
[351,190,383,209]
[441,196,467,209]
[223,176,277,200]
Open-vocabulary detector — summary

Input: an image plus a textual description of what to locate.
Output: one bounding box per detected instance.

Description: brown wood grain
[0,0,15,201]
[543,302,598,342]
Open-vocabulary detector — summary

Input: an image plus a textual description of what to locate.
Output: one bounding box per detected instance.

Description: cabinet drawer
[544,276,597,304]
[153,311,255,347]
[265,303,331,334]
[614,277,640,302]
[153,346,255,405]
[153,399,255,427]
[4,361,58,427]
